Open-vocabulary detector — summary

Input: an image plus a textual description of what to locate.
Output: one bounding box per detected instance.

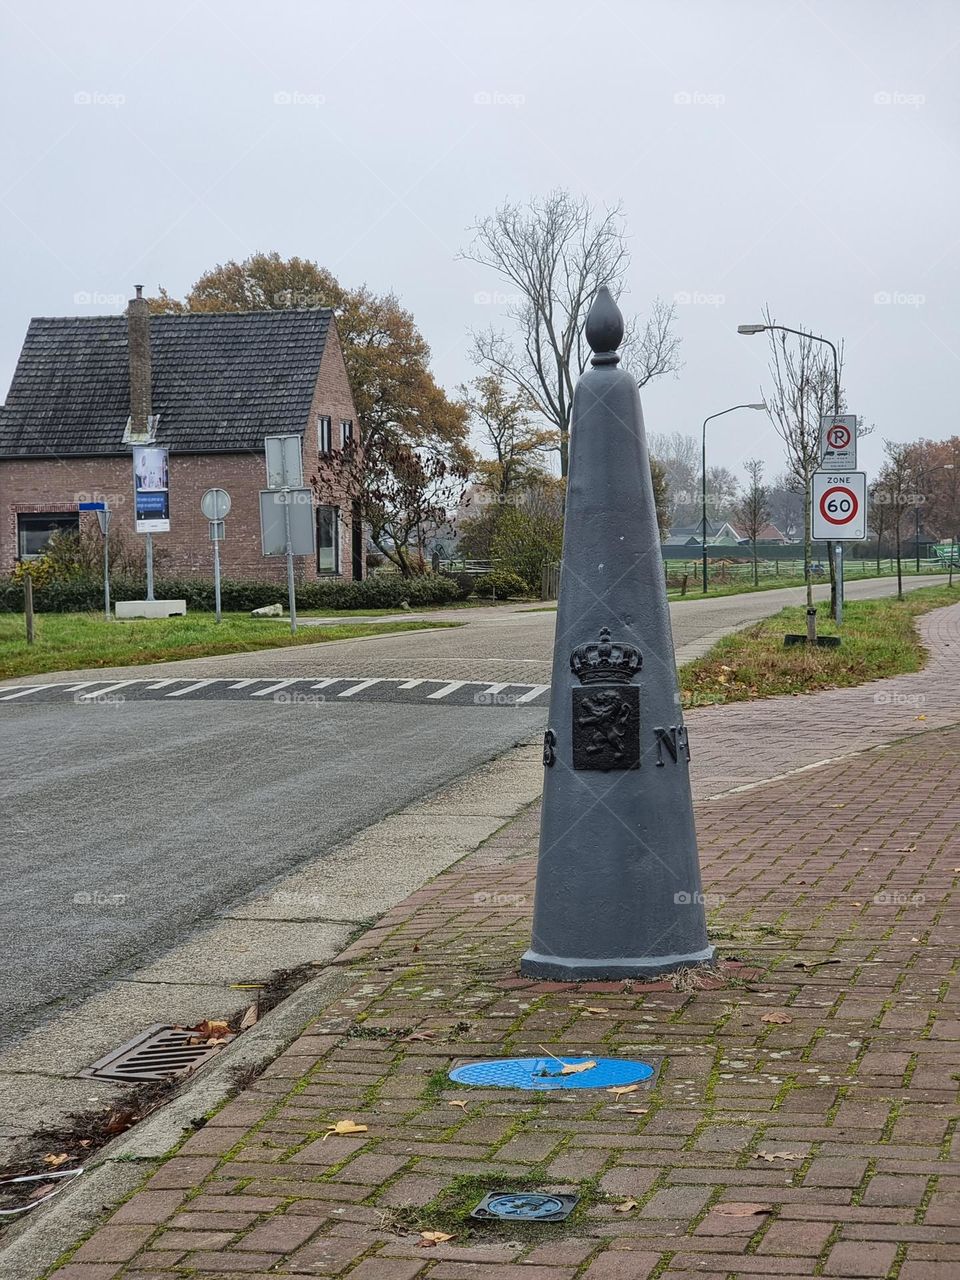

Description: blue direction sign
[78,501,106,511]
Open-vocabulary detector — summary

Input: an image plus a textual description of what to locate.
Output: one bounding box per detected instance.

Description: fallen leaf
[715,1202,772,1217]
[188,1018,231,1045]
[585,1007,607,1014]
[559,1059,597,1075]
[419,1230,454,1245]
[916,714,927,720]
[42,1154,70,1168]
[28,1182,57,1201]
[794,958,840,970]
[761,1011,793,1024]
[322,1120,368,1140]
[754,1149,804,1162]
[613,1198,638,1212]
[895,845,917,853]
[607,1084,641,1097]
[239,1004,259,1031]
[447,1100,468,1111]
[402,1030,435,1042]
[625,1107,649,1115]
[103,1109,135,1136]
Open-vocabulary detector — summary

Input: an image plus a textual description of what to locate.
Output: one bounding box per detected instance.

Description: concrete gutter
[0,739,544,1280]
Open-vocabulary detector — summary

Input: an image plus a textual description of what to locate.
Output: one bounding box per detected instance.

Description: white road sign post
[262,436,307,634]
[812,472,868,542]
[819,414,858,471]
[200,488,231,624]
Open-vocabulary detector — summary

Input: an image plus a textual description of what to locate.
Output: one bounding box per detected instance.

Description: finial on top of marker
[585,285,624,365]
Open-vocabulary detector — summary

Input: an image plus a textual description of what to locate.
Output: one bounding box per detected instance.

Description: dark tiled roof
[0,309,332,456]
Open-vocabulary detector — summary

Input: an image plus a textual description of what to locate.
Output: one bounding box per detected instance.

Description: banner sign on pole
[819,414,857,471]
[264,434,304,489]
[812,471,867,541]
[132,446,170,532]
[259,489,315,556]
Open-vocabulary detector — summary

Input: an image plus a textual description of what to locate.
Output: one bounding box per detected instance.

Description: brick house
[0,289,364,582]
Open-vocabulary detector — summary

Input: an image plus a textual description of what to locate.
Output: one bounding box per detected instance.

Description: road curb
[0,965,355,1280]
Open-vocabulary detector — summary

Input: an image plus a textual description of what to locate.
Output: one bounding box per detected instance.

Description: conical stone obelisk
[521,286,714,980]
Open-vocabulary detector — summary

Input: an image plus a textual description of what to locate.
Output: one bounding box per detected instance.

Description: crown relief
[569,626,642,685]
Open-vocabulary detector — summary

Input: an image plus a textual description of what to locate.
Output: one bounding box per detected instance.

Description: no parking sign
[812,471,867,541]
[819,414,857,470]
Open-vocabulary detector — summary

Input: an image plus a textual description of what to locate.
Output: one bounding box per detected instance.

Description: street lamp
[701,403,767,594]
[738,321,842,631]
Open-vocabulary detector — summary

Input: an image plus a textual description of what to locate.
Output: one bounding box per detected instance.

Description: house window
[17,512,79,559]
[316,505,340,574]
[341,419,354,447]
[318,415,332,454]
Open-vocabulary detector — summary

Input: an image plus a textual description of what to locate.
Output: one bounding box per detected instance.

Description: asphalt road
[0,574,944,1048]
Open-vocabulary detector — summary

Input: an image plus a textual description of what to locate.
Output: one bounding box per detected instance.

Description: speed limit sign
[812,471,867,541]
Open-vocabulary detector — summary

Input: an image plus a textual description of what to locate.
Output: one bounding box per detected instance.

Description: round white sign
[201,488,231,521]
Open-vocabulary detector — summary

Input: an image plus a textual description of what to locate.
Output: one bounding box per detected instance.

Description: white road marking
[75,680,140,700]
[63,681,100,692]
[514,684,550,704]
[338,679,382,697]
[250,679,300,697]
[0,686,41,700]
[481,683,510,697]
[227,679,260,689]
[311,678,341,689]
[397,679,426,689]
[427,680,468,700]
[165,680,216,697]
[146,679,180,689]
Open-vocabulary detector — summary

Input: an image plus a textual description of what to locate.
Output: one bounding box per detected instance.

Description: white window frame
[318,415,332,455]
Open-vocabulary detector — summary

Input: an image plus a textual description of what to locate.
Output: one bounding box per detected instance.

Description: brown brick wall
[0,319,363,584]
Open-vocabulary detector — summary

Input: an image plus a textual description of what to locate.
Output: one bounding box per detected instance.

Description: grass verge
[0,612,458,681]
[679,584,958,707]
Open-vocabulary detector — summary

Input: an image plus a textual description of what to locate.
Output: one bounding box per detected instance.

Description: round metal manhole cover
[473,1192,574,1221]
[449,1056,655,1091]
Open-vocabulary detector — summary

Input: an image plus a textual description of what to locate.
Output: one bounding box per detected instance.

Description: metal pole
[213,533,222,624]
[24,571,34,645]
[283,489,297,634]
[145,532,155,601]
[915,503,921,574]
[103,512,111,621]
[835,542,843,626]
[701,418,708,594]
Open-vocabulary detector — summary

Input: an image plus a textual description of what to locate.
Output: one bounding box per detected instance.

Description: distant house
[663,519,745,548]
[0,289,364,581]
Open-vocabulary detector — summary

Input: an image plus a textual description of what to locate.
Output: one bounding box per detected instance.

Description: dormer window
[341,419,354,447]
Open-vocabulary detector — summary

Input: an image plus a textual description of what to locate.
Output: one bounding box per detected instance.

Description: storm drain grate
[471,1192,578,1222]
[80,1023,235,1083]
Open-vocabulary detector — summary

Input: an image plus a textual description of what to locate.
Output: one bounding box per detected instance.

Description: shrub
[473,570,528,600]
[0,571,461,614]
[442,572,475,601]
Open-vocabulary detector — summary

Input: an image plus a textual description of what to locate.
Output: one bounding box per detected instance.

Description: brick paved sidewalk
[50,720,960,1280]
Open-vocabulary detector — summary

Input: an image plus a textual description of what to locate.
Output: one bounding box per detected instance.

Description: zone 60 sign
[812,471,867,541]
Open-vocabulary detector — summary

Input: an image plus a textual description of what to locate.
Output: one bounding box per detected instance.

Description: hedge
[0,573,460,615]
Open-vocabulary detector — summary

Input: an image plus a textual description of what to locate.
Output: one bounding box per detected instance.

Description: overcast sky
[1,0,958,484]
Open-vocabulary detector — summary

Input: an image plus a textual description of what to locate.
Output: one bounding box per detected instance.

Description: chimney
[127,284,153,439]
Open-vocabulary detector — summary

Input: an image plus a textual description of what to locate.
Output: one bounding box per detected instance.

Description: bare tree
[648,431,699,528]
[767,471,804,542]
[463,190,682,476]
[867,476,890,575]
[761,309,845,622]
[734,458,771,586]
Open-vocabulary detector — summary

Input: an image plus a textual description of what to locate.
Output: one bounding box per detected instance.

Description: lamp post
[701,403,766,594]
[738,322,842,633]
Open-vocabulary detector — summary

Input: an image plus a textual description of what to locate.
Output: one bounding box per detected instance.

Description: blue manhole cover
[449,1056,655,1091]
[471,1191,578,1221]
